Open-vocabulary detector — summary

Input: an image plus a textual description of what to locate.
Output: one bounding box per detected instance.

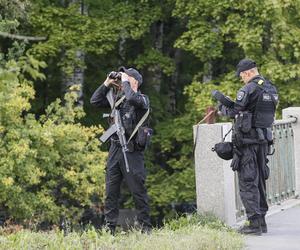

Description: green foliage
[0,57,107,225]
[0,17,19,33]
[164,213,231,231]
[28,1,162,74]
[0,0,31,63]
[29,3,118,74]
[0,0,31,28]
[134,48,175,76]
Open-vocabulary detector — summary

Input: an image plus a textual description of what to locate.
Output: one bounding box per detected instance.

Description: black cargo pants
[237,142,269,220]
[104,141,151,229]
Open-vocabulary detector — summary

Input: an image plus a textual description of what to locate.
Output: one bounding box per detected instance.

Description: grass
[0,214,244,250]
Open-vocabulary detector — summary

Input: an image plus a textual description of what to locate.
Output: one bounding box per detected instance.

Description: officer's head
[236,59,259,84]
[119,66,143,91]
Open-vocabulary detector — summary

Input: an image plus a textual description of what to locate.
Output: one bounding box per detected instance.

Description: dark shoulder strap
[114,95,126,108]
[127,109,150,143]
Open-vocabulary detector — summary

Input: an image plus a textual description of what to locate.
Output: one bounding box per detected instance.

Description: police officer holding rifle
[90,66,152,234]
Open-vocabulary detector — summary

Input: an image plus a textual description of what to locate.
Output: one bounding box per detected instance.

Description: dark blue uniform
[90,81,151,232]
[220,75,278,229]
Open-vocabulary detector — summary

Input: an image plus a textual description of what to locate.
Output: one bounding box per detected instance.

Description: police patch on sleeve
[236,91,245,101]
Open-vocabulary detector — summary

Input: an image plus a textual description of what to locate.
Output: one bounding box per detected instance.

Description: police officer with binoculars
[90,66,152,234]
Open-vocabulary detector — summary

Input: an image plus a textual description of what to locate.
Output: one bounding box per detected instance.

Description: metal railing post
[282,108,300,198]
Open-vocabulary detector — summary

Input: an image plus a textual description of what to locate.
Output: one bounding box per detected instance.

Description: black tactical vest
[118,94,149,138]
[252,79,278,128]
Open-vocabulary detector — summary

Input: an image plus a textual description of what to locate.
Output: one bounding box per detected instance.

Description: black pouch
[135,126,153,150]
[212,142,233,160]
[235,112,252,133]
[212,127,233,160]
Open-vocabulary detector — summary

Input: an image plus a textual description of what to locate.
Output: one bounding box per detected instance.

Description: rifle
[99,89,130,173]
[211,90,235,108]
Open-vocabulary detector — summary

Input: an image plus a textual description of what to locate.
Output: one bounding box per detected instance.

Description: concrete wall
[193,123,236,225]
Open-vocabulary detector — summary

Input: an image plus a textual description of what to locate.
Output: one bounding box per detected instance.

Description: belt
[110,138,140,152]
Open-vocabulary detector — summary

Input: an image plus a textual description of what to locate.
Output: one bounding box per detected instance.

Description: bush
[0,57,107,226]
[164,213,232,231]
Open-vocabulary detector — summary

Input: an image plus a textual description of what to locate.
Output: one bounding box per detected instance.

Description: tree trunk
[152,21,164,93]
[168,48,181,113]
[118,33,126,66]
[62,50,85,105]
[61,0,86,105]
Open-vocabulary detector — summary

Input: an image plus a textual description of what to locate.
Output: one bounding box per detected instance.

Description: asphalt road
[245,205,300,250]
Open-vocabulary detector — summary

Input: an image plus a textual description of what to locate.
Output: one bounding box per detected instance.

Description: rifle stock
[99,124,117,143]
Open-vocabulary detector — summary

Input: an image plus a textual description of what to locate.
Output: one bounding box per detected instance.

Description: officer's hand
[217,102,223,111]
[103,77,115,87]
[120,72,130,82]
[217,103,225,116]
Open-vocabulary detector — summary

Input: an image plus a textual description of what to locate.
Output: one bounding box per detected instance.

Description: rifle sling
[114,95,126,108]
[127,109,150,143]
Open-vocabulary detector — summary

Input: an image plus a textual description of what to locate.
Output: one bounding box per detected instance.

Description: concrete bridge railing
[193,107,300,226]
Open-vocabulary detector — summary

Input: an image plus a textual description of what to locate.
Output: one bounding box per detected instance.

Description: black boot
[104,224,116,236]
[260,215,267,233]
[238,218,262,236]
[109,225,116,235]
[141,226,152,235]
